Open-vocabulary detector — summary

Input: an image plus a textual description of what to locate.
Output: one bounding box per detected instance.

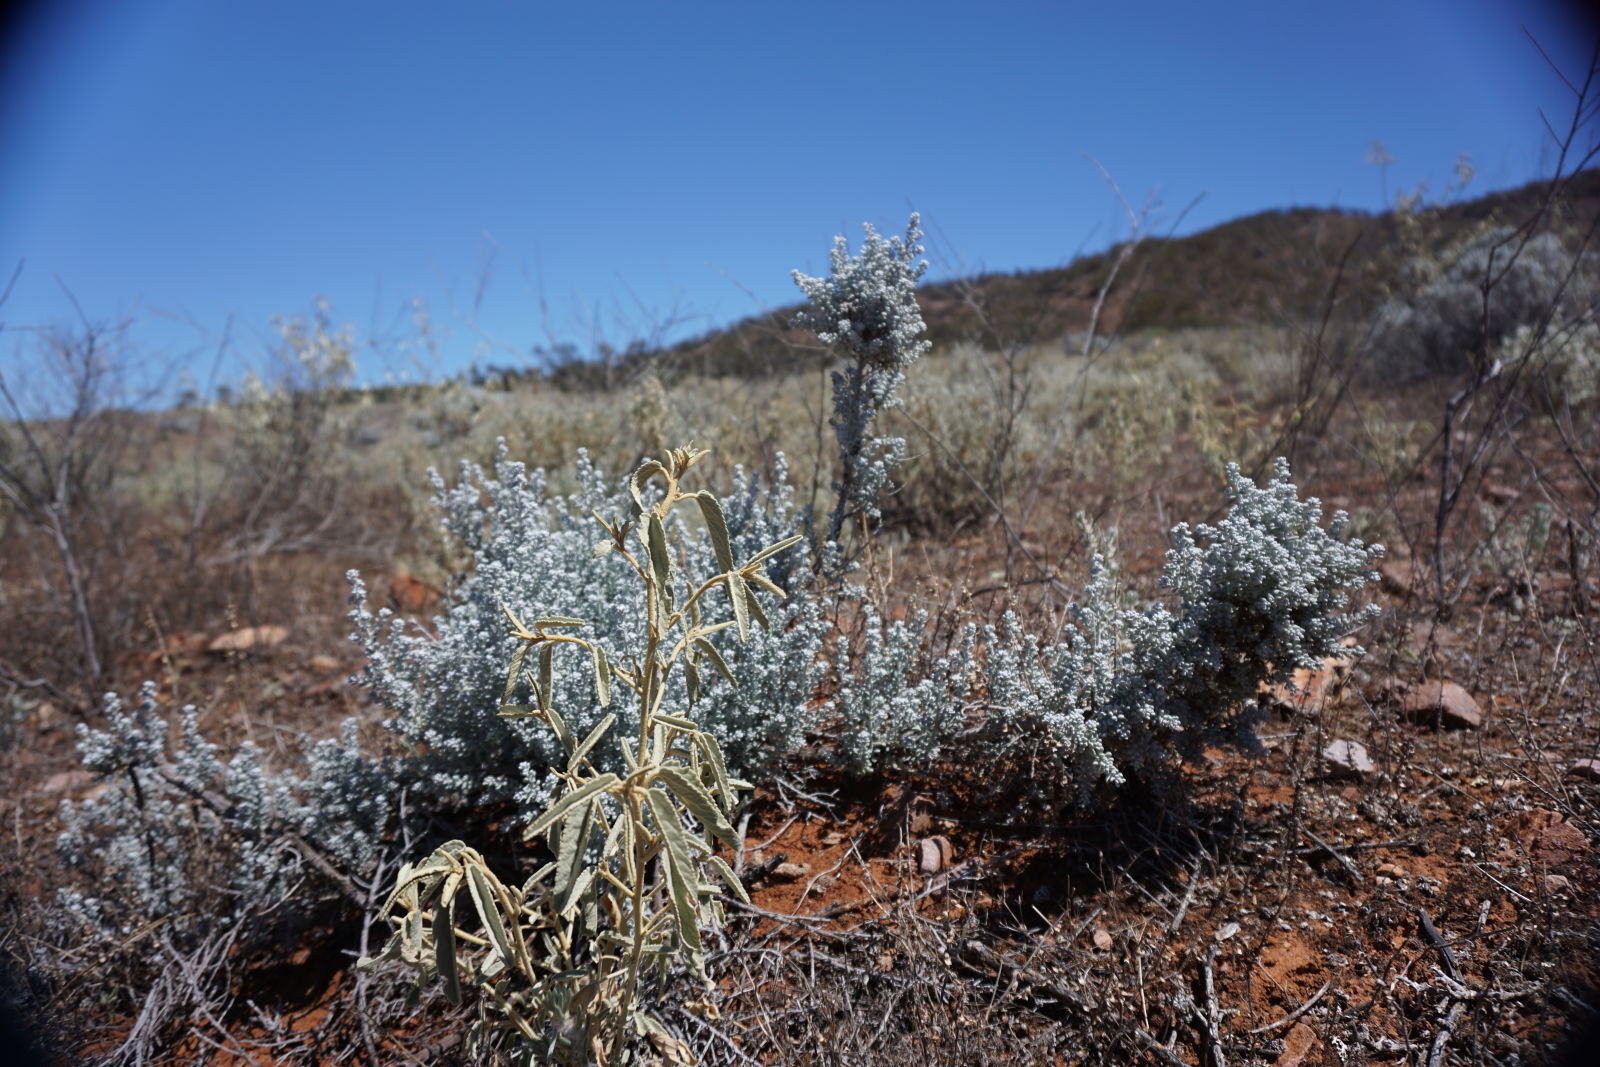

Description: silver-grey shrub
[48,683,390,1062]
[1371,227,1590,380]
[792,214,931,554]
[349,444,829,823]
[842,460,1381,804]
[990,458,1379,800]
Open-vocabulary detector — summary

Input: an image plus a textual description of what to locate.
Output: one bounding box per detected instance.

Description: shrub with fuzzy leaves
[1371,228,1591,380]
[349,445,828,824]
[792,213,931,554]
[848,460,1382,805]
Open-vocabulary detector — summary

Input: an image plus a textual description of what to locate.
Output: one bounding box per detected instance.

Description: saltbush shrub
[1370,227,1591,380]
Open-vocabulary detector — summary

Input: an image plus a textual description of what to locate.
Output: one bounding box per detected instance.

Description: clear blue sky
[1,0,1594,392]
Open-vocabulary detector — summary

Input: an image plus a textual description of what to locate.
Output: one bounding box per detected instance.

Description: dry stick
[1300,827,1364,882]
[1198,944,1228,1067]
[1415,907,1462,983]
[1169,861,1202,934]
[1290,837,1416,856]
[1135,1027,1190,1067]
[1426,1001,1467,1067]
[1246,979,1333,1035]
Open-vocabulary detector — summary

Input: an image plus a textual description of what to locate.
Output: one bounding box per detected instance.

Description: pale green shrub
[361,446,794,1064]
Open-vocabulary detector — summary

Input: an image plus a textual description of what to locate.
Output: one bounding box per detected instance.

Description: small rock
[917,835,953,874]
[1482,483,1518,506]
[1322,739,1374,780]
[1376,862,1407,878]
[1544,874,1572,895]
[308,654,341,673]
[1394,680,1483,730]
[41,770,94,794]
[1379,560,1421,598]
[1514,809,1591,866]
[771,862,811,881]
[1091,928,1113,951]
[1273,1022,1320,1067]
[1568,759,1600,784]
[207,625,290,653]
[388,568,440,613]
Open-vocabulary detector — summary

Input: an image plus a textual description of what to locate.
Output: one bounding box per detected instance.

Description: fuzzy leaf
[523,774,619,842]
[727,574,750,640]
[693,637,737,688]
[435,897,461,1006]
[746,533,805,567]
[696,491,736,574]
[568,713,615,774]
[645,787,704,965]
[466,865,514,972]
[656,763,738,851]
[693,731,736,809]
[591,645,612,707]
[537,643,554,711]
[705,854,751,904]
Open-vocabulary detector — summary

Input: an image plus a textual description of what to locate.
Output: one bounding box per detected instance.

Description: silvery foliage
[827,612,978,776]
[792,214,931,552]
[972,459,1382,801]
[1372,228,1590,380]
[350,444,829,823]
[51,683,389,969]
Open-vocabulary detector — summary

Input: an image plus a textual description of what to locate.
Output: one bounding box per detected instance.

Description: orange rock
[1393,680,1483,729]
[1274,1022,1320,1067]
[388,568,441,613]
[207,625,289,653]
[1513,809,1591,866]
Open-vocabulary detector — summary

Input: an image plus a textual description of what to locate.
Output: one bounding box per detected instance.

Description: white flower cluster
[792,214,931,553]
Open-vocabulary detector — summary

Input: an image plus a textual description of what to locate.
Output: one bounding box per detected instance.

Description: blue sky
[1,0,1594,391]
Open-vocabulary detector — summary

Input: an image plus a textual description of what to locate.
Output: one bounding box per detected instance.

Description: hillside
[614,169,1600,381]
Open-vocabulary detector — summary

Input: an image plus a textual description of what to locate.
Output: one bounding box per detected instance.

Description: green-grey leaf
[747,533,805,567]
[647,513,672,591]
[728,574,750,640]
[656,764,738,851]
[497,703,540,719]
[533,615,587,628]
[683,657,700,706]
[696,491,735,574]
[435,898,461,1006]
[693,637,737,688]
[645,787,704,964]
[705,854,751,904]
[537,643,554,711]
[544,702,573,753]
[628,459,666,515]
[746,587,770,631]
[694,731,736,809]
[502,642,528,704]
[357,929,404,971]
[554,803,592,910]
[523,774,619,842]
[592,645,611,707]
[592,539,614,558]
[466,865,514,971]
[568,713,615,774]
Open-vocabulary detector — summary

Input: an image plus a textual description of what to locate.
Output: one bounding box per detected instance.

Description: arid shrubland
[33,213,1383,1064]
